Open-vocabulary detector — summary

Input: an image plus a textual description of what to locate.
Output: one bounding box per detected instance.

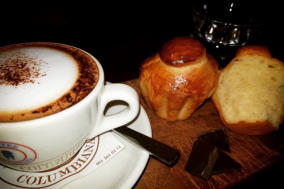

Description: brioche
[212,46,284,135]
[139,37,219,121]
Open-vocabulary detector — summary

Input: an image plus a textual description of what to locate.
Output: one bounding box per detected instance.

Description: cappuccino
[0,42,99,122]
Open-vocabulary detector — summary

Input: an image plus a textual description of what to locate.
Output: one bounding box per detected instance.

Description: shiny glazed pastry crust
[139,37,219,121]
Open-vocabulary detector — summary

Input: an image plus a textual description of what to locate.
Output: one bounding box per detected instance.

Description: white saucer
[64,105,152,189]
[0,105,152,189]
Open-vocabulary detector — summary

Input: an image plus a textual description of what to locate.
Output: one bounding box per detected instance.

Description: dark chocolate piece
[213,150,241,174]
[185,139,219,180]
[185,129,242,180]
[198,129,230,152]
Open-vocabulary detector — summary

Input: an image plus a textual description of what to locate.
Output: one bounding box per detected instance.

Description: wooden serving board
[124,79,284,189]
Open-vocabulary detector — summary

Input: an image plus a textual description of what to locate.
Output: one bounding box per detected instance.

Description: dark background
[1,2,283,82]
[1,2,283,188]
[1,2,198,82]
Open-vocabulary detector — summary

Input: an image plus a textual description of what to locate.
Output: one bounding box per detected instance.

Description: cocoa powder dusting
[0,51,47,86]
[0,42,99,122]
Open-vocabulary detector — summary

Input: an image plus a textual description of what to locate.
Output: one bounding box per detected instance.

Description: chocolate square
[185,129,241,180]
[213,150,241,174]
[198,129,230,152]
[185,139,219,180]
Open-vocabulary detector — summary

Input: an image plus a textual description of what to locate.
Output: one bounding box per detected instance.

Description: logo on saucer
[0,137,101,188]
[0,141,37,165]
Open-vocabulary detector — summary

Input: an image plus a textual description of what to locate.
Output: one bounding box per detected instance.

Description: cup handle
[87,83,139,139]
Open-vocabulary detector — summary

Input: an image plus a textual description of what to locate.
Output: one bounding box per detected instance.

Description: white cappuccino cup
[0,42,139,172]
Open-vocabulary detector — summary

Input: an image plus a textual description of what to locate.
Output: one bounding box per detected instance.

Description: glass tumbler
[191,0,266,67]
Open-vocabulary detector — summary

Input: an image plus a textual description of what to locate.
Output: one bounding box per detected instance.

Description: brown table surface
[123,79,284,189]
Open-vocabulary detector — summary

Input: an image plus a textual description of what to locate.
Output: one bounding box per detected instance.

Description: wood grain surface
[124,79,284,189]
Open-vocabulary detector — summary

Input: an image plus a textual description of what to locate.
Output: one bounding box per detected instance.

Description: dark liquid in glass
[191,0,267,68]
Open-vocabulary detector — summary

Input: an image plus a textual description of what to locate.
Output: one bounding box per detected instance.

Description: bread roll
[139,37,219,121]
[212,46,284,135]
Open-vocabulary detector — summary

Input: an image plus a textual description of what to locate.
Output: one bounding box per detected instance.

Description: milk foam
[0,47,79,112]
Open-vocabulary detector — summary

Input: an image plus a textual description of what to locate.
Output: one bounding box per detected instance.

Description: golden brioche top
[159,37,206,67]
[139,36,219,121]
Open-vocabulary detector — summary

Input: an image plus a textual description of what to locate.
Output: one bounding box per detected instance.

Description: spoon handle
[114,126,180,167]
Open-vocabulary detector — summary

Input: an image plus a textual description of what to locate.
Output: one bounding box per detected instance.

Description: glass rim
[192,6,264,28]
